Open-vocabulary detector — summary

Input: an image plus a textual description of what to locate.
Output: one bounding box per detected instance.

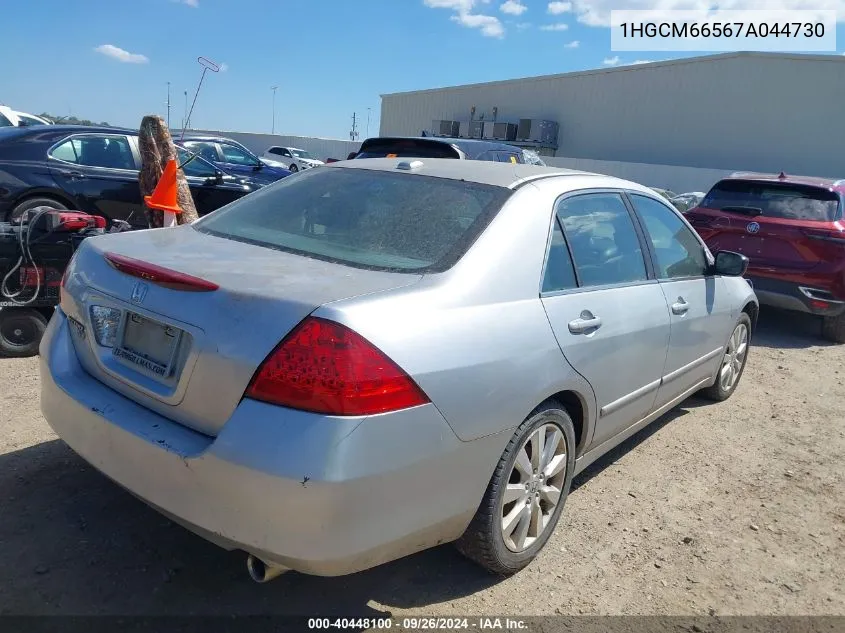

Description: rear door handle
[57,169,86,180]
[671,298,689,315]
[568,315,602,334]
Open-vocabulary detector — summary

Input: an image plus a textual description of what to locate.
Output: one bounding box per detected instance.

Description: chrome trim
[661,347,723,385]
[600,379,661,417]
[798,286,844,304]
[574,376,711,476]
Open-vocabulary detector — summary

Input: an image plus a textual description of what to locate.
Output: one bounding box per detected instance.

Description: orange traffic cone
[144,159,182,215]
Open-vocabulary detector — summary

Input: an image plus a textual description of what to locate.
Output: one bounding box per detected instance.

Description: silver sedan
[40,158,758,580]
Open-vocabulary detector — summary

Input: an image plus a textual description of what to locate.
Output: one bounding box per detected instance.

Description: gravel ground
[0,308,843,619]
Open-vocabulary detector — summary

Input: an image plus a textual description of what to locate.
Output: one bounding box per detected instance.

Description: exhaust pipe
[246,554,289,583]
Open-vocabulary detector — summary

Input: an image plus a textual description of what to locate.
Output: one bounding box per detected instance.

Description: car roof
[724,171,845,191]
[359,136,526,159]
[329,156,656,192]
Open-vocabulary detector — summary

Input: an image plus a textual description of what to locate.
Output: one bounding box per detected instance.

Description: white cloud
[547,1,572,14]
[540,23,569,30]
[565,1,843,28]
[603,55,621,65]
[219,62,229,72]
[451,11,505,37]
[425,0,504,37]
[516,22,532,29]
[94,44,149,64]
[182,0,199,6]
[500,0,527,15]
[565,40,580,47]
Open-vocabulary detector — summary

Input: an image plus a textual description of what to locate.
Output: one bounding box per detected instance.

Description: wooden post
[138,115,199,228]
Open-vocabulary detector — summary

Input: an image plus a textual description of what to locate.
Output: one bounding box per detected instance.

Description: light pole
[271,86,278,134]
[183,90,188,130]
[366,107,371,138]
[166,82,171,128]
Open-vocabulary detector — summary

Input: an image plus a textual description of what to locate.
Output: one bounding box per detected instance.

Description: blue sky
[2,0,843,139]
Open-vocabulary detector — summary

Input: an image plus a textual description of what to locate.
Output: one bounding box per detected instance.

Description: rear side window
[556,193,648,287]
[49,135,135,170]
[702,180,840,222]
[355,139,461,159]
[195,167,511,273]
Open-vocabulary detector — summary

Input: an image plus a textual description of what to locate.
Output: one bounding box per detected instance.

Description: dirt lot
[0,308,843,619]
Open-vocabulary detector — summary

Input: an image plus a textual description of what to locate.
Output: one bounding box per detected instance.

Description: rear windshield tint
[701,180,840,221]
[355,139,461,159]
[194,167,511,273]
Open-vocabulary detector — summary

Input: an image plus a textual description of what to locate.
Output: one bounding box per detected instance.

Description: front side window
[183,141,221,163]
[630,194,709,279]
[220,142,261,166]
[556,193,647,287]
[49,135,135,169]
[195,167,511,273]
[177,148,217,178]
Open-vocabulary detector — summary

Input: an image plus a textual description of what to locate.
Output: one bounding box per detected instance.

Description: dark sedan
[0,126,263,228]
[178,135,292,185]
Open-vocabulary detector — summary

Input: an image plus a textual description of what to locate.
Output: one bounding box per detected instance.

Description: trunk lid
[62,226,422,436]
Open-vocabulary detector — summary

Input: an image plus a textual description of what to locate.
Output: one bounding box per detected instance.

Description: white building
[379,52,845,189]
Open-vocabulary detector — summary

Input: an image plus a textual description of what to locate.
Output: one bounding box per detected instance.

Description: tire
[700,313,752,402]
[822,313,845,344]
[8,197,68,223]
[289,164,299,173]
[0,308,48,358]
[455,402,576,576]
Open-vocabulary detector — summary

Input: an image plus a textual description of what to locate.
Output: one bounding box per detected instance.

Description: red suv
[685,172,845,343]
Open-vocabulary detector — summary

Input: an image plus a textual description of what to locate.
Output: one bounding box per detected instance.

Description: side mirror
[713,250,748,277]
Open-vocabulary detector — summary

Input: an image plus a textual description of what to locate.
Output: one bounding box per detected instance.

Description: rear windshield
[355,139,461,160]
[194,167,511,273]
[701,180,840,222]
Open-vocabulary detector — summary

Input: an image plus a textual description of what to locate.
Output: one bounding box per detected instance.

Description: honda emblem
[746,222,760,234]
[130,281,148,305]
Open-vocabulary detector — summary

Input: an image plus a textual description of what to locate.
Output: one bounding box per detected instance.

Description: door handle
[58,170,86,180]
[568,315,602,334]
[671,298,689,315]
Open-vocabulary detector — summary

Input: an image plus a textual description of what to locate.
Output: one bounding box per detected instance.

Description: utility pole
[271,86,278,134]
[350,112,358,141]
[366,107,371,138]
[166,82,171,128]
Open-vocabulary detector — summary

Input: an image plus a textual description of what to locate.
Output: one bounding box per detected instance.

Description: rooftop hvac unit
[469,121,485,139]
[482,121,496,139]
[492,122,518,141]
[458,121,471,138]
[517,119,559,145]
[431,120,459,137]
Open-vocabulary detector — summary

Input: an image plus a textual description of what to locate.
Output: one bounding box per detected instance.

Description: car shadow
[0,399,705,619]
[750,307,833,350]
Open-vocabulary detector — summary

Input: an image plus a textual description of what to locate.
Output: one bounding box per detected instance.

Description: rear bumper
[747,275,845,317]
[40,310,506,576]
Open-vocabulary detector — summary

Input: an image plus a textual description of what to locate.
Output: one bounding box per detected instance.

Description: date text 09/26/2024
[308,617,528,630]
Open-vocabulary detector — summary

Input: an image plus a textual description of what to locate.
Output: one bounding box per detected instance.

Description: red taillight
[104,252,219,292]
[810,299,831,310]
[245,317,430,416]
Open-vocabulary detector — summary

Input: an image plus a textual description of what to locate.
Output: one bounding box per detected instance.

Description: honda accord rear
[40,162,530,576]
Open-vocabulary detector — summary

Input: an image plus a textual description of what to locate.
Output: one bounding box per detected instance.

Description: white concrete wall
[543,156,731,194]
[177,129,361,163]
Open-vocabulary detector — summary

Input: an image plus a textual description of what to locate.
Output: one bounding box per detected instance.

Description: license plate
[113,312,181,378]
